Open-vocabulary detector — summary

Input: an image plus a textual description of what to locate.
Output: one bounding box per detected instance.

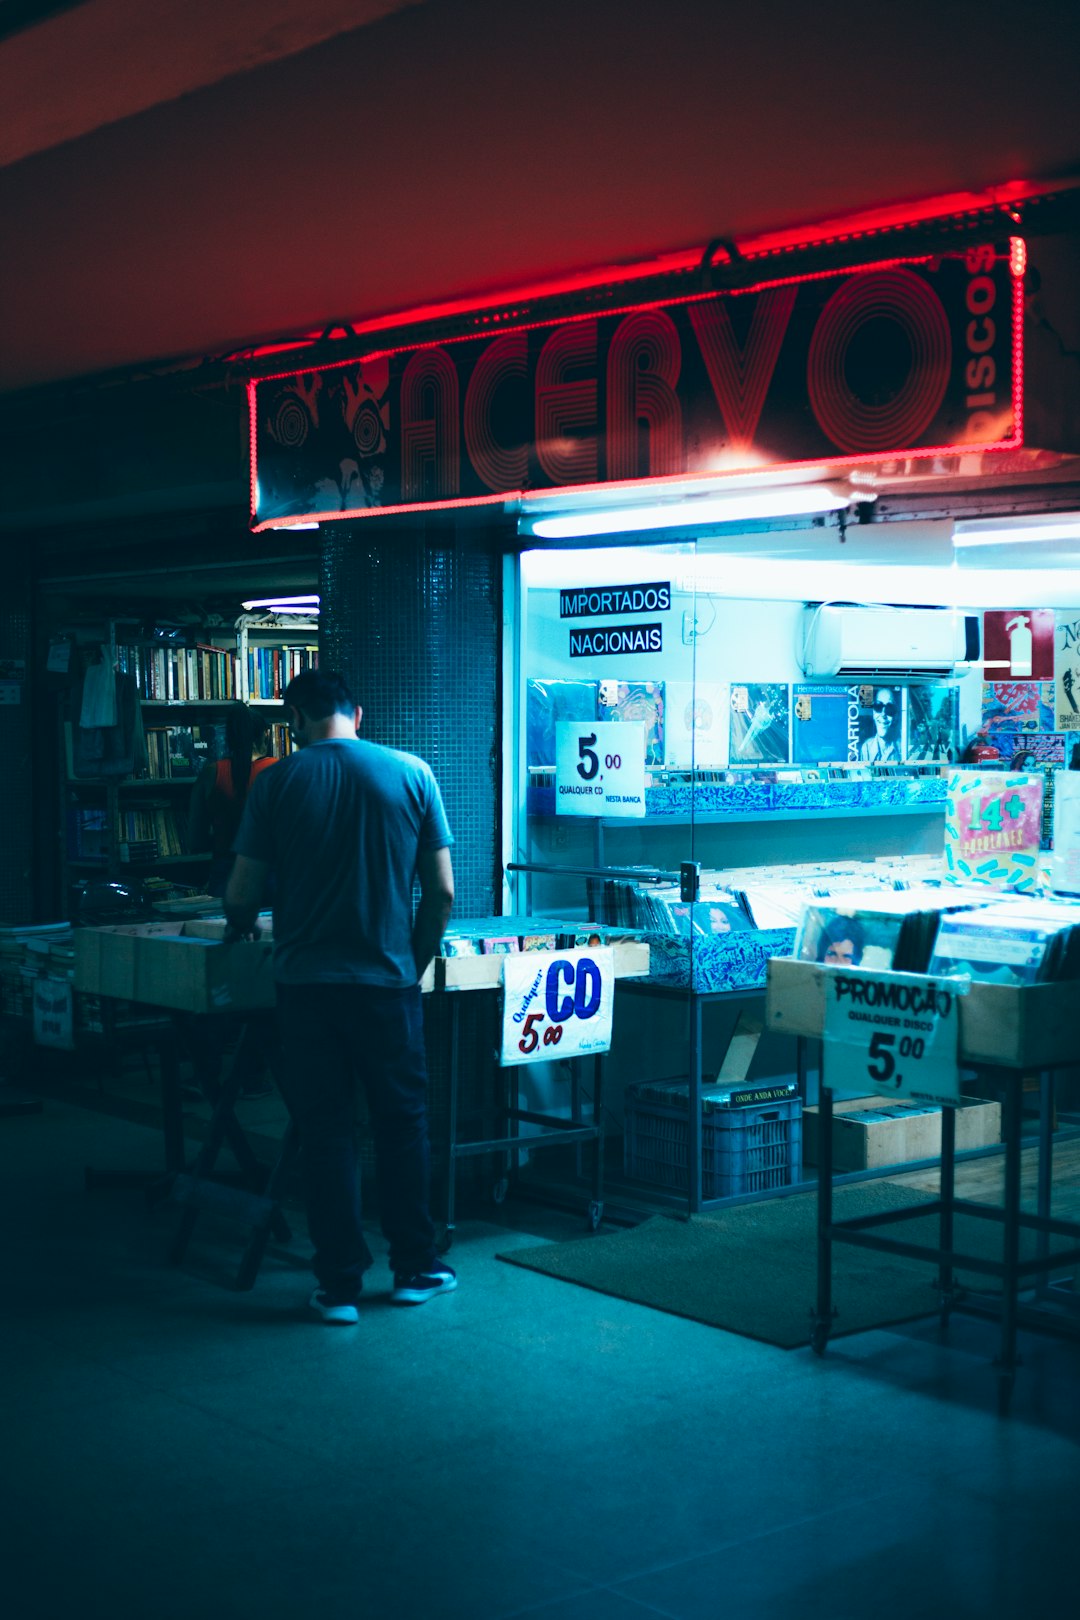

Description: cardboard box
[74,921,275,1014]
[802,1094,1001,1171]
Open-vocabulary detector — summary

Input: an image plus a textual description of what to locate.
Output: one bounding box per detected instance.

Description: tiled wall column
[319,521,501,913]
[319,520,504,1203]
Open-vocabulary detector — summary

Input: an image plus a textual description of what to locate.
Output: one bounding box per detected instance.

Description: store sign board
[252,244,1018,527]
[500,946,615,1066]
[560,583,671,618]
[822,967,964,1104]
[555,720,646,817]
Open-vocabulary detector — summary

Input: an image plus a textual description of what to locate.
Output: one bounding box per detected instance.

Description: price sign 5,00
[822,967,966,1104]
[501,947,615,1067]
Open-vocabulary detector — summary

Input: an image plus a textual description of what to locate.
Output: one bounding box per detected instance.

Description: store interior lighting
[524,482,868,539]
[240,594,321,613]
[952,514,1080,549]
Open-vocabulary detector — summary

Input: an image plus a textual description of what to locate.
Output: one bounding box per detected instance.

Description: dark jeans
[275,981,438,1297]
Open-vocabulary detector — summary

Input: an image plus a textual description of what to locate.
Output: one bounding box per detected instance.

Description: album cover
[663,681,729,768]
[526,678,598,767]
[729,683,790,764]
[981,681,1056,733]
[597,679,665,766]
[792,684,861,764]
[904,686,960,764]
[990,732,1065,767]
[794,902,905,971]
[943,770,1045,890]
[854,683,905,763]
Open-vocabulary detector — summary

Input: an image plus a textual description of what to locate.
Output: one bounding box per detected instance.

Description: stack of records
[793,888,990,974]
[928,897,1080,986]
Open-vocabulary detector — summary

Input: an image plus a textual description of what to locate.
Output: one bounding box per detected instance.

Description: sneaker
[309,1289,359,1325]
[391,1265,458,1305]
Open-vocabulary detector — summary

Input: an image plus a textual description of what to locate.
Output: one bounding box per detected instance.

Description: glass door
[511,538,700,1216]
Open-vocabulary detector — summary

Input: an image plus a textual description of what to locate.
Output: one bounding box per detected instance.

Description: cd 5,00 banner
[501,947,615,1067]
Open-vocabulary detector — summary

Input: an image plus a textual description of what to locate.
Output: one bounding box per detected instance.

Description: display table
[73,920,650,1258]
[765,957,1080,1413]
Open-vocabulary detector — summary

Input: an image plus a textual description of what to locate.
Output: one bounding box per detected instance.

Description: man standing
[224,670,455,1325]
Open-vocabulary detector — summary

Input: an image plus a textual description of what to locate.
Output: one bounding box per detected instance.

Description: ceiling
[2,0,1080,398]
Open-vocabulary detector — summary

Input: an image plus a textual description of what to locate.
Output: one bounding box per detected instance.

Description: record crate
[622,1079,802,1198]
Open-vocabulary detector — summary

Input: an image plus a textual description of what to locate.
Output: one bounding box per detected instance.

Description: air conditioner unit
[800,605,979,680]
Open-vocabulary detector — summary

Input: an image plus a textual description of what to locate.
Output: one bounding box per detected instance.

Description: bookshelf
[57,611,319,900]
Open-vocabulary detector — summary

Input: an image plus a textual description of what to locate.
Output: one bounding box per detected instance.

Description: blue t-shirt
[233,737,453,986]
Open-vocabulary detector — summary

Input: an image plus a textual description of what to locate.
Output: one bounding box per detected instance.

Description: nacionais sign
[252,243,1019,527]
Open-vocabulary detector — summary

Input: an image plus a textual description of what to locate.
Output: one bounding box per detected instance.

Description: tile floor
[2,1093,1078,1620]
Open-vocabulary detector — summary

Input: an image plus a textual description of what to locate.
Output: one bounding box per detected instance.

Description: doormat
[497,1183,1039,1348]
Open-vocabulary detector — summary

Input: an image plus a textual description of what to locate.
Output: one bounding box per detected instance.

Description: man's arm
[224,854,270,941]
[413,845,454,977]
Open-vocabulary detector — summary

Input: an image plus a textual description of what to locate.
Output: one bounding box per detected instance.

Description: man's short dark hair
[818,914,866,963]
[283,670,357,721]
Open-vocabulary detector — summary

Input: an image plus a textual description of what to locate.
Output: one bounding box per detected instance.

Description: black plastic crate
[623,1080,802,1197]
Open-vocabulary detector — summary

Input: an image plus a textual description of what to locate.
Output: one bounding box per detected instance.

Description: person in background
[224,669,456,1325]
[188,704,278,896]
[188,703,279,1100]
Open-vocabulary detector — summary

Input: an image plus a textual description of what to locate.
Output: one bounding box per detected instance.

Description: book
[792,684,861,764]
[597,680,665,766]
[729,683,790,764]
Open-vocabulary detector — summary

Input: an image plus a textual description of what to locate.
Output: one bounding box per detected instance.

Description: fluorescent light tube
[528,485,863,539]
[241,595,321,611]
[952,516,1080,549]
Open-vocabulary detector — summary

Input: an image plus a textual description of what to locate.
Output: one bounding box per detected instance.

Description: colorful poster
[792,684,861,764]
[729,683,790,764]
[982,609,1055,679]
[1055,613,1080,732]
[904,686,959,763]
[855,683,905,763]
[982,681,1055,733]
[943,770,1044,891]
[990,733,1065,767]
[663,681,728,768]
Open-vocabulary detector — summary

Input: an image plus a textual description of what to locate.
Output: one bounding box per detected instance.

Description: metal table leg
[937,1100,956,1338]
[688,993,702,1214]
[996,1076,1023,1415]
[1036,1071,1054,1301]
[443,994,460,1249]
[812,1083,835,1354]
